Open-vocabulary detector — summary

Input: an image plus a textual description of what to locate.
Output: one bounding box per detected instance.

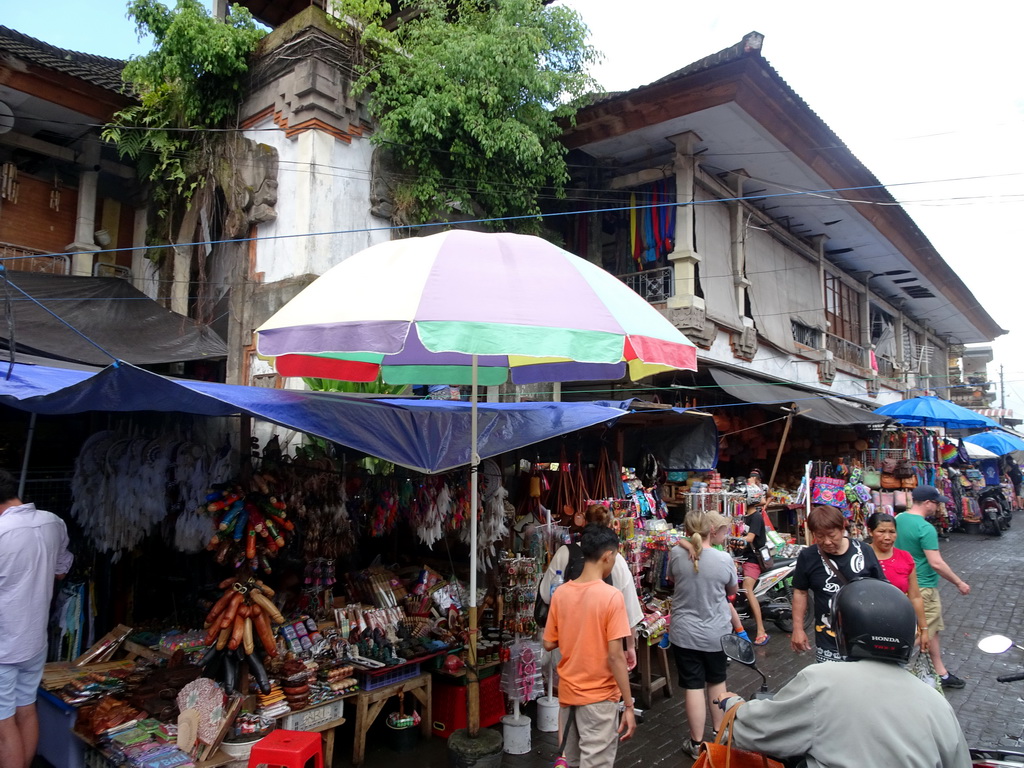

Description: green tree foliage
[339,0,600,228]
[102,0,265,207]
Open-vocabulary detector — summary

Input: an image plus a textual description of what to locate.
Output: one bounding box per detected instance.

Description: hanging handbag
[879,491,895,508]
[811,476,846,508]
[880,457,899,474]
[893,491,909,510]
[894,459,915,479]
[862,467,882,489]
[880,473,901,490]
[695,704,784,768]
[847,482,872,504]
[901,474,919,490]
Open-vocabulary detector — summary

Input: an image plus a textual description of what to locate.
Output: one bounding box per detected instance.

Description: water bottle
[550,569,564,601]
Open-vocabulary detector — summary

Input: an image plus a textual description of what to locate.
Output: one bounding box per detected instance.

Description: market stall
[1,364,720,767]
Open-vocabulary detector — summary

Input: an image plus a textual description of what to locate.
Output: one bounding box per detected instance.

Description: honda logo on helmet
[872,636,900,643]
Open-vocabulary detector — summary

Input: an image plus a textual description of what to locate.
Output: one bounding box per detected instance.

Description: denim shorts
[0,648,47,719]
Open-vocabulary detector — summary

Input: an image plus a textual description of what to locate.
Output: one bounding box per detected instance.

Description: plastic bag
[909,650,944,696]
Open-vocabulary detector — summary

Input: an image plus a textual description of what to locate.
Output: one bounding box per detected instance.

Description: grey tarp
[0,272,226,365]
[709,367,888,425]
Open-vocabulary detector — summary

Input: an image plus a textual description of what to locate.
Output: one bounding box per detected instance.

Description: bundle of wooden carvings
[198,577,285,694]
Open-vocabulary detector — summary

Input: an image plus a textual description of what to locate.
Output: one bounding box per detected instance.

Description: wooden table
[352,672,432,765]
[300,713,347,767]
[629,640,673,709]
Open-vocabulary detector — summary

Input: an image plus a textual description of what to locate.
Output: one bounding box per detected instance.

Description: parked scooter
[978,488,1012,534]
[729,546,810,634]
[970,635,1024,767]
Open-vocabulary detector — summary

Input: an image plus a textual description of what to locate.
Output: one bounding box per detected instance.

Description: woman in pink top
[867,511,930,651]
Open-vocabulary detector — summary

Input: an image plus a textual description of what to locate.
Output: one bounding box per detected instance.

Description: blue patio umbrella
[964,430,1024,456]
[873,396,1001,429]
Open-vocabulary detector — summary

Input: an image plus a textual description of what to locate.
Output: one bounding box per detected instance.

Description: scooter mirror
[978,635,1014,654]
[721,633,756,665]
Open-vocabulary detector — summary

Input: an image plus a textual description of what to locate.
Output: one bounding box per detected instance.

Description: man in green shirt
[895,485,971,689]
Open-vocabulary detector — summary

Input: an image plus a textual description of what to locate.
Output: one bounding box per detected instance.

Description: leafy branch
[102,0,265,215]
[335,0,600,229]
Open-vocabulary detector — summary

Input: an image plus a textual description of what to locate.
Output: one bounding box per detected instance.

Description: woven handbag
[695,704,784,768]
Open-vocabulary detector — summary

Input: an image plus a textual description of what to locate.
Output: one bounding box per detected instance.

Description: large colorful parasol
[255,229,698,736]
[256,229,697,384]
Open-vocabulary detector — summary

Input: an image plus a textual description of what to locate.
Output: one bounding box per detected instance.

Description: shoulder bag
[820,552,849,586]
[695,703,784,768]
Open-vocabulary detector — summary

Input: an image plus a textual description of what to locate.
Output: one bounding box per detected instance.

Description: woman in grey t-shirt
[668,511,739,758]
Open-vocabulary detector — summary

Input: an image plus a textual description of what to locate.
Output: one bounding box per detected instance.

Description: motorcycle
[978,487,1012,535]
[970,635,1024,767]
[721,633,774,700]
[729,542,810,634]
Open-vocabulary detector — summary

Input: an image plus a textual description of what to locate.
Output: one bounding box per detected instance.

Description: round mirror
[978,635,1014,654]
[721,633,757,665]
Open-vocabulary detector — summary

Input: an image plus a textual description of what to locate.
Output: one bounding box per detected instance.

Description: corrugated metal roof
[0,26,125,94]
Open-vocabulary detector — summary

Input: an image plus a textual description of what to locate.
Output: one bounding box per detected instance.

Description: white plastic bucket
[501,713,531,754]
[536,696,560,732]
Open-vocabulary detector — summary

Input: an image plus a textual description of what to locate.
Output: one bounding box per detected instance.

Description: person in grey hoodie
[716,579,970,768]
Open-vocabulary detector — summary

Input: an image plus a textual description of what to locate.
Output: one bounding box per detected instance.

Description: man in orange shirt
[543,524,637,768]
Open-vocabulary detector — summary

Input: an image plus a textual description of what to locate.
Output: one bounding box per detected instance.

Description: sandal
[754,634,770,646]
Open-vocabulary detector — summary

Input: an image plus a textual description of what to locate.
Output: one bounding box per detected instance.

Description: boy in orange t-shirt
[543,524,637,768]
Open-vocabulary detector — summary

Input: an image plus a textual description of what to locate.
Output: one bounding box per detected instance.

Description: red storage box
[431,673,505,737]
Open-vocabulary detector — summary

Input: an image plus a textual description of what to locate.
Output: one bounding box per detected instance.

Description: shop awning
[0,361,679,474]
[708,367,888,426]
[0,272,227,365]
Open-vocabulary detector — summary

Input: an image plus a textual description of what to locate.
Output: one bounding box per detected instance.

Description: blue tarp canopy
[0,361,687,474]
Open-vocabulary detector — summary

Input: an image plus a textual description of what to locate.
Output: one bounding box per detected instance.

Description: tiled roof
[0,26,125,93]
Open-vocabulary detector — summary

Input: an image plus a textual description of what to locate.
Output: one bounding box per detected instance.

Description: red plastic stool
[247,729,324,768]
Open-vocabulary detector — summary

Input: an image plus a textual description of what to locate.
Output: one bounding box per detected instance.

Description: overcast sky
[6,0,1022,417]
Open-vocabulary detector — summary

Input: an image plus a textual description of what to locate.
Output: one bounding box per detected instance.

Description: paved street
[351,515,1024,767]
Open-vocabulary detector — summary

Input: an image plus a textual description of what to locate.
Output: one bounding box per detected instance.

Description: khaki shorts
[921,587,945,634]
[559,700,620,768]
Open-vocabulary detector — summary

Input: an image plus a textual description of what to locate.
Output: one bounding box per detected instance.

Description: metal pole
[468,355,480,736]
[803,460,812,546]
[1001,365,1006,412]
[17,412,36,499]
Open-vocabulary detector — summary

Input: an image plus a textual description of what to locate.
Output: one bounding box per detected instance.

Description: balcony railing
[0,242,69,275]
[825,332,867,368]
[617,266,673,303]
[875,355,898,379]
[93,262,132,279]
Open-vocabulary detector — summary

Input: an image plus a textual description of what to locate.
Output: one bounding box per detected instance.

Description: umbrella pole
[468,355,481,737]
[17,412,36,499]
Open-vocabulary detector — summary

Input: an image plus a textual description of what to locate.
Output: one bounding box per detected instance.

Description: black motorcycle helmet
[833,579,916,663]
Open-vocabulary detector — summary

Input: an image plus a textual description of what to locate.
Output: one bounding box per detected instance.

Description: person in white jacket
[716,579,970,768]
[539,504,642,669]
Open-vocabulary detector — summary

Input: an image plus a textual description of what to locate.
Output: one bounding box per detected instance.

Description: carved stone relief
[818,357,837,385]
[730,326,758,361]
[667,305,716,349]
